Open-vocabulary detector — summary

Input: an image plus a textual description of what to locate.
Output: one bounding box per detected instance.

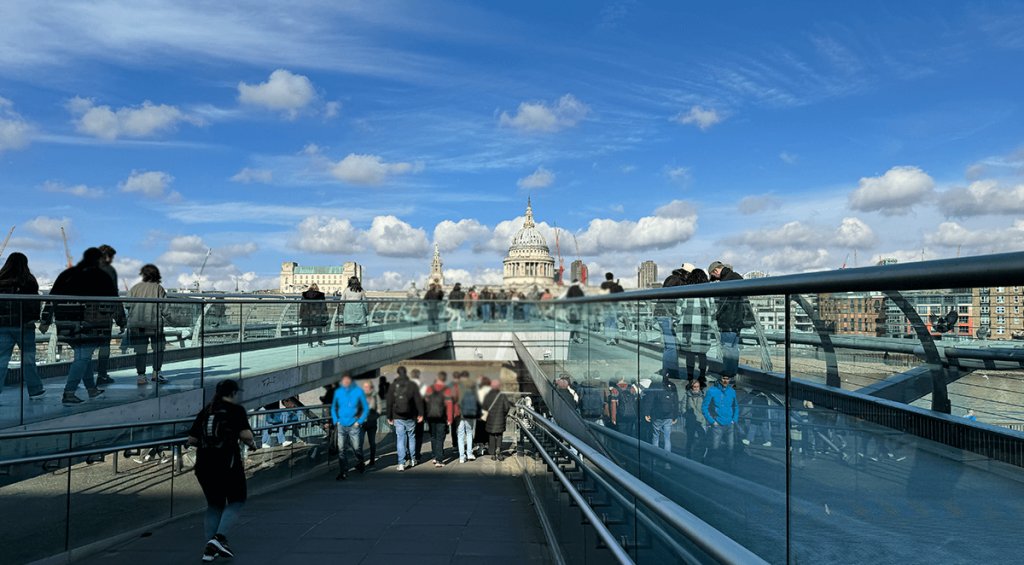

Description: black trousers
[488,432,503,459]
[429,421,447,462]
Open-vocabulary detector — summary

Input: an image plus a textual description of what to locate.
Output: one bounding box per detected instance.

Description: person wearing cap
[701,374,738,467]
[340,276,368,347]
[187,379,256,562]
[643,372,679,452]
[707,261,746,379]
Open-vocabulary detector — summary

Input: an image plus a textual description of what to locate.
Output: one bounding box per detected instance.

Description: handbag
[481,392,502,422]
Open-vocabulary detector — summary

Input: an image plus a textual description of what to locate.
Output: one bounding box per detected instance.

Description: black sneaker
[96,375,115,385]
[336,471,348,481]
[210,534,233,558]
[202,542,218,562]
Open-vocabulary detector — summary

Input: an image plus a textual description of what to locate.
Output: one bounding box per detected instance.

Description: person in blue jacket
[332,372,369,480]
[702,374,738,466]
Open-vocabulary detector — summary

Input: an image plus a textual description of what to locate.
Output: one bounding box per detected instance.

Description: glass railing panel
[0,458,70,565]
[67,449,173,550]
[200,298,242,389]
[239,301,297,391]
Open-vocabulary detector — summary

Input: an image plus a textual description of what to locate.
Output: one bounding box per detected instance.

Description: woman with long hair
[300,283,327,347]
[0,252,46,400]
[340,276,368,347]
[186,379,256,562]
[127,264,169,385]
[679,268,713,386]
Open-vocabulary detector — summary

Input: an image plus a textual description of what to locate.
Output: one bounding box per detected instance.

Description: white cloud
[653,199,697,219]
[517,167,555,189]
[330,153,420,185]
[499,94,590,132]
[779,151,799,164]
[289,216,366,254]
[937,180,1024,217]
[737,193,783,215]
[847,165,934,215]
[67,97,200,139]
[725,217,876,250]
[610,204,624,213]
[112,257,146,287]
[367,215,431,258]
[924,220,1024,254]
[965,163,987,180]
[157,235,272,291]
[665,166,691,186]
[671,105,723,131]
[759,248,833,273]
[365,271,410,291]
[441,268,505,287]
[325,101,341,118]
[238,69,317,118]
[24,216,72,240]
[0,96,34,151]
[120,170,178,199]
[433,219,491,253]
[575,202,698,254]
[621,165,636,174]
[40,180,103,198]
[230,168,273,184]
[475,216,558,254]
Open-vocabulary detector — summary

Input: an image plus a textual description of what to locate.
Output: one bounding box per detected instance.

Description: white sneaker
[467,454,476,461]
[282,441,293,447]
[741,439,751,445]
[762,441,772,447]
[460,458,466,463]
[409,459,417,467]
[397,463,405,472]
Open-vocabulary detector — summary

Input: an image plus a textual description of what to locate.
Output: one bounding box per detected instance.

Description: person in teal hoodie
[332,373,369,480]
[702,375,738,466]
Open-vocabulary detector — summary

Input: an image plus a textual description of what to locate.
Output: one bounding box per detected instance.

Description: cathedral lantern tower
[429,243,445,288]
[503,199,556,289]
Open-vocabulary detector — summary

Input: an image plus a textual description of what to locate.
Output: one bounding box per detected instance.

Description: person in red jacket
[423,372,455,467]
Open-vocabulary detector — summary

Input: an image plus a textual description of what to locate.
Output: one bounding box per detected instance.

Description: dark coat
[482,388,513,433]
[449,289,466,310]
[299,289,327,326]
[43,264,120,338]
[714,267,751,332]
[0,274,41,326]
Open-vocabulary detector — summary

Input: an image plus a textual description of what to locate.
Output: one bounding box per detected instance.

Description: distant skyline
[2,1,1023,290]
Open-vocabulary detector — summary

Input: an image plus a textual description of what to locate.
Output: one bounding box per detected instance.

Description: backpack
[579,386,604,418]
[460,387,480,418]
[426,387,447,419]
[616,388,638,418]
[200,406,233,450]
[567,285,584,298]
[393,380,415,415]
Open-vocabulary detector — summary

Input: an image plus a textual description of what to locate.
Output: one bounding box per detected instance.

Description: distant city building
[570,260,588,285]
[280,262,363,294]
[817,292,887,336]
[638,261,658,289]
[974,285,1024,340]
[503,199,556,289]
[429,244,445,289]
[886,289,974,339]
[877,258,899,266]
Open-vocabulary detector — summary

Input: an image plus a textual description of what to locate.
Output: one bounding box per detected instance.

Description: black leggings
[488,432,503,458]
[685,352,707,383]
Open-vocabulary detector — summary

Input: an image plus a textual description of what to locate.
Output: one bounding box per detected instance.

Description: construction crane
[0,225,14,258]
[61,227,72,268]
[193,248,212,293]
[554,223,564,285]
[572,234,587,285]
[956,244,961,258]
[841,253,849,269]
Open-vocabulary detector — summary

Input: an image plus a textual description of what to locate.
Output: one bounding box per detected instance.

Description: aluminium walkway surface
[76,453,553,565]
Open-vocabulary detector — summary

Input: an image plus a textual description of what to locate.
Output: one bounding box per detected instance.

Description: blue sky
[2,1,1023,290]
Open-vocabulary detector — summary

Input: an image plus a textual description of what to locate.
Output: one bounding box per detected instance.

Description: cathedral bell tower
[429,243,445,288]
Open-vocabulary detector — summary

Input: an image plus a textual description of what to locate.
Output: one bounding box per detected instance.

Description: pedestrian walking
[481,379,513,461]
[609,377,639,437]
[186,379,257,562]
[331,373,369,480]
[682,379,708,459]
[361,380,381,466]
[126,264,169,385]
[448,283,465,330]
[455,372,479,462]
[702,375,738,468]
[708,261,750,379]
[643,374,680,452]
[94,244,122,386]
[424,372,455,466]
[680,268,713,385]
[300,283,327,347]
[340,277,368,346]
[386,366,424,471]
[0,252,46,401]
[40,248,120,405]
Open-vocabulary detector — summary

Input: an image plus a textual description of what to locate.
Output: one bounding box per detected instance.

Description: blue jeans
[651,418,674,452]
[337,424,364,472]
[604,309,618,342]
[394,418,416,464]
[482,304,491,322]
[457,418,474,459]
[709,423,735,454]
[65,340,99,393]
[720,332,739,377]
[523,304,531,322]
[0,324,44,396]
[658,317,679,378]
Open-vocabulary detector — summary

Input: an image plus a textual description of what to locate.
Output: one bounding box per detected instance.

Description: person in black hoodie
[0,252,46,400]
[386,366,425,471]
[299,283,327,347]
[447,283,465,330]
[423,283,444,331]
[708,261,747,379]
[40,248,119,405]
[94,244,122,385]
[643,374,680,452]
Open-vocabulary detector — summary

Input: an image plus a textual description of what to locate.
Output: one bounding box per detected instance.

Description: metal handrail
[516,417,635,564]
[519,406,770,565]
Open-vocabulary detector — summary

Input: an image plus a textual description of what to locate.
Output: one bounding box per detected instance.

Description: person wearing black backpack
[187,379,256,562]
[424,372,455,467]
[386,366,424,472]
[455,372,480,463]
[609,378,639,438]
[576,380,606,425]
[643,373,680,452]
